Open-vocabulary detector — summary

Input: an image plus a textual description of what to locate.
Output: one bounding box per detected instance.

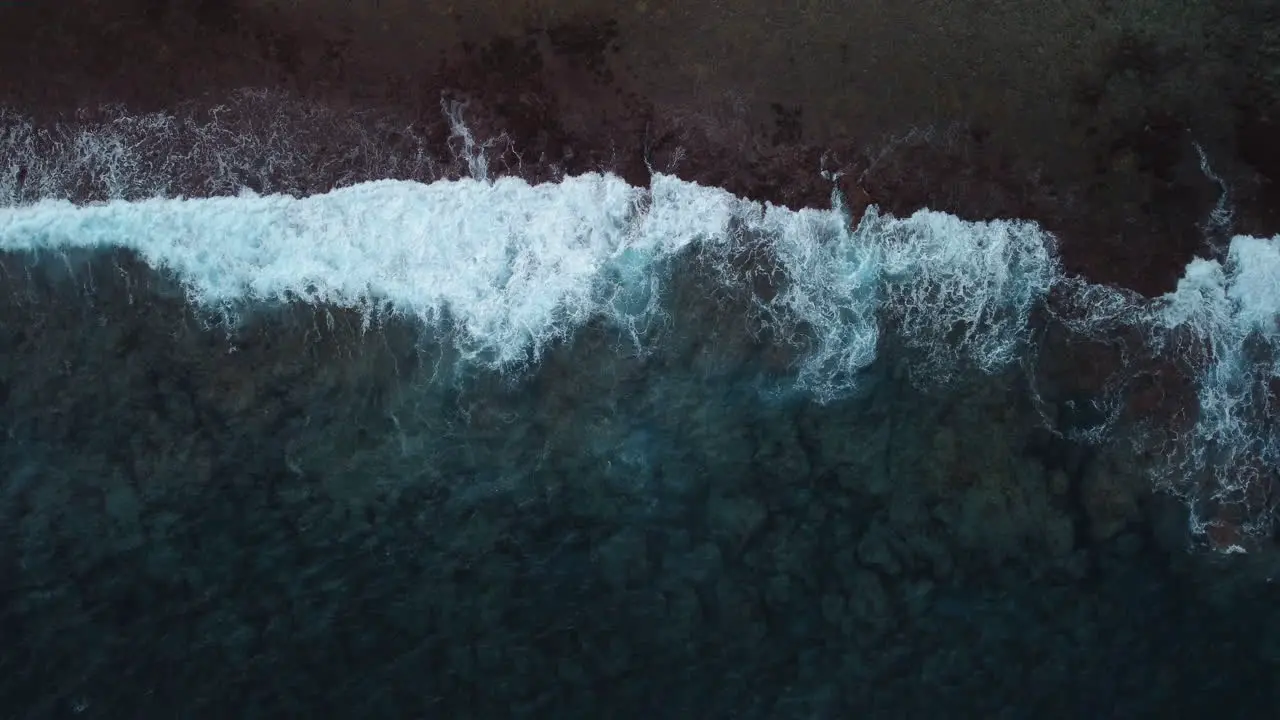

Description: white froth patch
[1151,234,1280,540]
[1226,236,1280,347]
[764,202,883,399]
[765,202,1059,398]
[1,175,659,366]
[0,100,1062,391]
[0,168,1056,389]
[5,99,1278,550]
[0,92,437,205]
[876,208,1058,378]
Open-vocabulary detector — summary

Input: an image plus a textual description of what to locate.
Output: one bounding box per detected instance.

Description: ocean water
[1,96,1279,716]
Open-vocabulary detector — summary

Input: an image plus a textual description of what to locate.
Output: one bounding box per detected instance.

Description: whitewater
[0,100,1277,549]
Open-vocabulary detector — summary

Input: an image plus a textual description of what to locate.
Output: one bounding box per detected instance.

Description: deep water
[1,183,1278,717]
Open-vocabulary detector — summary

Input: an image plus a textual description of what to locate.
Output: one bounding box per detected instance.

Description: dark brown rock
[2,1,1277,297]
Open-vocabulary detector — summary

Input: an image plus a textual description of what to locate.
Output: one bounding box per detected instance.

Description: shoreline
[3,1,1277,297]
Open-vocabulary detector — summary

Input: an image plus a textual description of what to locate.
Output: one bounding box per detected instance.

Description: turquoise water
[0,96,1278,717]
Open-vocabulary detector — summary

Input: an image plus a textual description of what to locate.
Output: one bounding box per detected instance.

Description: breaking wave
[0,95,1276,548]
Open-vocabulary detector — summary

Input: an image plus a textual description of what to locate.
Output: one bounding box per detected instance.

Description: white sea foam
[1147,234,1280,538]
[1,175,650,367]
[0,91,437,205]
[0,169,1060,397]
[761,202,1059,397]
[2,99,1277,548]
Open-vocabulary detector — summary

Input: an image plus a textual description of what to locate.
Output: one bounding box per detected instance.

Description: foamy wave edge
[1,98,1277,550]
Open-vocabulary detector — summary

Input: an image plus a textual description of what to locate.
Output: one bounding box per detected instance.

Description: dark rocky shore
[1,1,1279,717]
[5,0,1279,294]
